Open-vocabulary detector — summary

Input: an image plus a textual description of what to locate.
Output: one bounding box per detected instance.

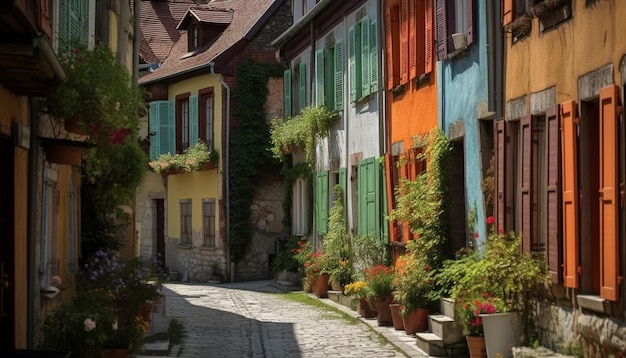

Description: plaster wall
[438,0,490,243]
[505,0,626,104]
[167,170,219,239]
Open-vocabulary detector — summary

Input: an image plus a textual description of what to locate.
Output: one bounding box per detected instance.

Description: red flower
[474,232,479,238]
[486,216,495,224]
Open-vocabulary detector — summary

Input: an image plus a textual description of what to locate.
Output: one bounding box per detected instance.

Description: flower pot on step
[357,298,377,318]
[402,308,430,335]
[314,273,329,298]
[374,294,394,326]
[466,335,488,358]
[389,303,405,330]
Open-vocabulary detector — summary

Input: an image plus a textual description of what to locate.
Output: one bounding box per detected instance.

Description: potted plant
[363,265,395,326]
[344,281,377,318]
[455,293,501,358]
[99,315,146,358]
[148,140,219,175]
[304,249,334,298]
[46,44,144,142]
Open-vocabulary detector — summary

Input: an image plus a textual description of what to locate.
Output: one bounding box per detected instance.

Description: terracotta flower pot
[358,298,377,318]
[466,335,488,358]
[389,303,405,330]
[374,294,394,326]
[402,308,430,335]
[43,143,84,165]
[314,273,329,298]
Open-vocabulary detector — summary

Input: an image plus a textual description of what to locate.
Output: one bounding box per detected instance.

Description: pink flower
[474,232,479,238]
[486,216,495,224]
[83,318,96,332]
[51,275,62,286]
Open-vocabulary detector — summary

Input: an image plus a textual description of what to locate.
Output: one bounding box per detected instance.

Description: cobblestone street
[158,280,407,358]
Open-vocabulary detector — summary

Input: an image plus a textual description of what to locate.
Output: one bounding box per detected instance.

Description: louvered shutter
[435,0,448,61]
[349,26,358,102]
[546,106,562,284]
[560,101,579,288]
[599,85,620,301]
[408,0,417,80]
[384,153,398,241]
[495,120,507,234]
[520,115,532,252]
[358,160,367,235]
[466,0,474,46]
[503,0,514,27]
[150,101,175,159]
[400,1,409,84]
[58,0,70,49]
[149,102,160,160]
[369,22,378,94]
[361,17,371,97]
[283,69,291,117]
[189,95,199,147]
[334,41,344,111]
[299,62,306,112]
[315,49,325,107]
[316,171,329,235]
[359,158,380,236]
[416,0,426,75]
[424,0,434,74]
[384,6,395,90]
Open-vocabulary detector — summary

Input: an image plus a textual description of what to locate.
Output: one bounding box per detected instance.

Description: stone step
[327,290,357,310]
[430,314,464,345]
[415,332,449,357]
[439,297,456,320]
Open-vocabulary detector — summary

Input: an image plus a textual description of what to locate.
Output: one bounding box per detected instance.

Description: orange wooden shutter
[503,0,513,27]
[409,0,417,80]
[385,6,395,90]
[546,106,562,284]
[400,0,409,84]
[424,0,433,74]
[495,120,507,234]
[520,115,532,253]
[599,84,620,301]
[560,100,579,288]
[384,153,398,242]
[416,0,426,76]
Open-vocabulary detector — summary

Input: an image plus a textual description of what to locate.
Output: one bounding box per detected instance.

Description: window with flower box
[314,39,344,111]
[283,61,307,117]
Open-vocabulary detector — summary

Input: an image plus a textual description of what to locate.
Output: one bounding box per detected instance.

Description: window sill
[199,246,217,251]
[577,294,610,314]
[177,244,192,249]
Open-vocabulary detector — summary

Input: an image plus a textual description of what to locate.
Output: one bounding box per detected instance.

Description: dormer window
[190,25,199,50]
[177,7,233,53]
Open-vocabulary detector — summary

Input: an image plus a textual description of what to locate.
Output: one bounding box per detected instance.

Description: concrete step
[430,314,464,345]
[415,332,449,357]
[327,290,357,310]
[439,297,456,320]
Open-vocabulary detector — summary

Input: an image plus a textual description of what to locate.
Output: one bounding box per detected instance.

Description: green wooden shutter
[149,102,160,160]
[369,20,378,94]
[189,95,199,147]
[165,101,175,155]
[299,62,306,112]
[349,26,357,102]
[334,41,344,111]
[283,69,291,118]
[360,17,371,97]
[58,0,70,49]
[324,47,335,110]
[316,171,329,234]
[357,160,367,235]
[315,49,325,106]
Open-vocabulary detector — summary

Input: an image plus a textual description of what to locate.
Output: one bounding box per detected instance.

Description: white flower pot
[480,312,522,358]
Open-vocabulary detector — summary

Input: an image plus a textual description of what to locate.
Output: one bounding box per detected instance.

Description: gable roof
[139,0,281,85]
[139,0,196,64]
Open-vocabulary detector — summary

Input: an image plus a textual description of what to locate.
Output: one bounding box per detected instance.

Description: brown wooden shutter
[36,0,52,38]
[560,100,579,288]
[466,0,473,46]
[416,0,426,76]
[520,115,532,252]
[400,0,409,84]
[424,0,433,74]
[503,0,514,27]
[409,0,417,80]
[435,0,447,61]
[546,106,562,284]
[599,84,620,301]
[495,120,507,235]
[384,153,398,242]
[385,6,395,90]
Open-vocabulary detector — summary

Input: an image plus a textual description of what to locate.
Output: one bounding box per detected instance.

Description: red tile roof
[178,8,234,29]
[139,0,196,64]
[139,0,279,85]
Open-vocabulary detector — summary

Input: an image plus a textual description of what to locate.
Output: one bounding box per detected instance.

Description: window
[315,41,344,111]
[189,24,199,50]
[436,0,474,60]
[176,93,198,153]
[283,62,307,117]
[40,178,59,289]
[292,178,309,235]
[58,0,89,49]
[385,0,433,90]
[202,199,216,247]
[349,15,379,102]
[199,88,214,149]
[180,199,192,245]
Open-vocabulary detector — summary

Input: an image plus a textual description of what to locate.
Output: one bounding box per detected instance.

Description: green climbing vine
[229,59,283,262]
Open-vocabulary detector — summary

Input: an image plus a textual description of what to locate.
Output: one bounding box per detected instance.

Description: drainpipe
[494,0,504,119]
[378,0,386,154]
[132,0,140,83]
[27,97,39,348]
[486,0,495,113]
[208,62,232,282]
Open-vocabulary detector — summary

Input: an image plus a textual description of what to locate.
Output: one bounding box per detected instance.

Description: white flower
[112,320,118,330]
[83,318,96,332]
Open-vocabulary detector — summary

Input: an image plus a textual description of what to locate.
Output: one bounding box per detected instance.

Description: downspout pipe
[27,97,39,348]
[133,0,140,83]
[209,62,232,282]
[494,0,504,119]
[486,0,495,113]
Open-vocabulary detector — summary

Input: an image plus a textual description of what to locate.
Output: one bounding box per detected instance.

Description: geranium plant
[363,265,395,297]
[148,140,219,174]
[46,43,144,143]
[456,293,501,337]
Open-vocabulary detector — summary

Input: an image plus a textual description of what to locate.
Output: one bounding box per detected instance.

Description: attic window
[190,25,199,51]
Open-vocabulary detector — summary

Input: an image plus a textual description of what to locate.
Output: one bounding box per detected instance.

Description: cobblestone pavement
[160,280,409,358]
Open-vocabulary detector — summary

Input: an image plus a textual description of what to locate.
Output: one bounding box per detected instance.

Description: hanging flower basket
[42,141,85,165]
[64,113,90,135]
